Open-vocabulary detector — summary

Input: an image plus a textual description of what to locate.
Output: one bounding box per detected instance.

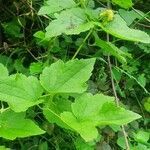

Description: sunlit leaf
[95,14,150,43]
[38,0,76,15]
[40,58,95,94]
[0,109,45,140]
[45,8,94,38]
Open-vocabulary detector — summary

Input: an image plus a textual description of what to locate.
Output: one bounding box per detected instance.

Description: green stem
[72,30,92,60]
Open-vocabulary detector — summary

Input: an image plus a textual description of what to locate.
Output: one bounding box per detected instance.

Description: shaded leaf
[117,136,126,149]
[134,130,150,143]
[0,64,9,78]
[95,38,131,64]
[0,146,10,150]
[74,137,94,150]
[144,97,150,113]
[43,96,72,129]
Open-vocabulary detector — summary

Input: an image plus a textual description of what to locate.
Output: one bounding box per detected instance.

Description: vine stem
[106,1,130,150]
[132,8,150,23]
[71,30,92,60]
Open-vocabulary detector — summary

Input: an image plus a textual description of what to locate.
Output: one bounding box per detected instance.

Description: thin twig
[136,23,150,28]
[96,0,107,8]
[132,8,150,23]
[107,55,119,106]
[131,10,150,27]
[107,1,130,150]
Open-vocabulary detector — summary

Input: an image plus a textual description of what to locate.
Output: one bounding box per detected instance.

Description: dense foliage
[0,0,150,149]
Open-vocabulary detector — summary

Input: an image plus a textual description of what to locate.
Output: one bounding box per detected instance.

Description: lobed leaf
[0,109,45,140]
[40,58,96,94]
[45,8,94,38]
[0,68,43,112]
[44,93,141,141]
[38,0,76,15]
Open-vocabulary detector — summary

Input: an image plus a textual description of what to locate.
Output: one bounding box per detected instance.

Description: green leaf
[2,20,23,38]
[45,8,94,38]
[95,14,150,43]
[134,130,150,143]
[71,94,141,126]
[74,137,94,150]
[131,143,150,150]
[44,93,141,141]
[138,74,146,87]
[29,62,43,75]
[40,58,95,94]
[0,109,45,140]
[115,66,148,93]
[96,102,141,125]
[95,38,131,64]
[43,107,70,129]
[71,93,114,120]
[112,0,133,9]
[0,55,14,73]
[0,73,43,112]
[61,111,99,142]
[117,136,126,149]
[38,0,76,15]
[14,59,29,75]
[43,96,72,129]
[0,64,9,78]
[0,146,10,150]
[119,9,142,26]
[144,97,150,113]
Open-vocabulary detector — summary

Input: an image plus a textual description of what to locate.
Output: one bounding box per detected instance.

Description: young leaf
[95,38,131,64]
[112,0,133,9]
[0,74,43,112]
[0,109,45,140]
[40,58,95,94]
[45,8,94,38]
[38,0,76,15]
[95,14,150,43]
